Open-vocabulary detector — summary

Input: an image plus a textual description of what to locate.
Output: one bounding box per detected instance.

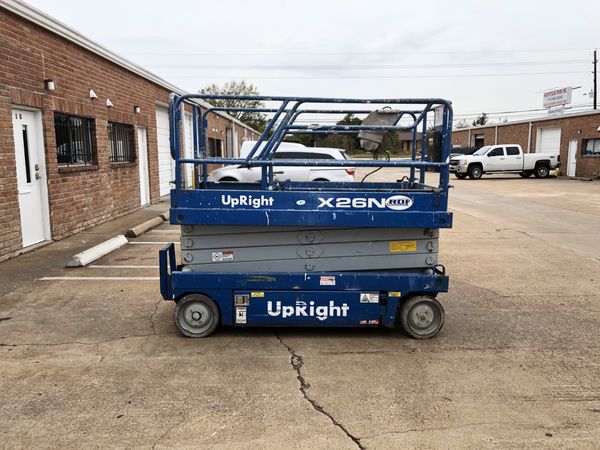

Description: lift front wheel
[400,296,445,339]
[174,294,220,338]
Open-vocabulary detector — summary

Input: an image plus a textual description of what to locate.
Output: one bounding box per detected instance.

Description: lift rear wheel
[174,294,220,338]
[400,295,445,339]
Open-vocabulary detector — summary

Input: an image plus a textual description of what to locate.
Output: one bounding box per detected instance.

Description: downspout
[494,125,498,145]
[468,128,472,146]
[232,122,239,157]
[527,122,532,153]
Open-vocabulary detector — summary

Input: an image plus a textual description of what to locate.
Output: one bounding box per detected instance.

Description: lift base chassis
[160,244,448,335]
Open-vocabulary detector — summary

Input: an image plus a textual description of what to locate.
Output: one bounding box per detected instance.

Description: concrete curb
[66,235,128,267]
[126,216,165,238]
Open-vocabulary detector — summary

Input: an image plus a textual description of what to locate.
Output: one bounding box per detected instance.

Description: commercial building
[0,1,258,262]
[452,110,600,178]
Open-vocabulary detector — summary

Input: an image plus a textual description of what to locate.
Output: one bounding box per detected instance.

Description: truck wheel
[174,294,220,338]
[519,171,532,178]
[534,164,550,178]
[400,295,445,339]
[467,165,483,180]
[455,173,467,180]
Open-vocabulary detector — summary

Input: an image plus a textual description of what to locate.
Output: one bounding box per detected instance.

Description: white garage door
[536,127,561,156]
[155,105,173,196]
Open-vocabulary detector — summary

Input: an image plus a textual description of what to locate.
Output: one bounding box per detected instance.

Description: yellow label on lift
[390,240,417,253]
[389,291,402,297]
[251,292,265,298]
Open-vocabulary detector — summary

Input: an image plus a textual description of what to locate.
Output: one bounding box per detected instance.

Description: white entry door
[12,108,50,247]
[567,139,577,177]
[155,105,174,196]
[137,127,150,206]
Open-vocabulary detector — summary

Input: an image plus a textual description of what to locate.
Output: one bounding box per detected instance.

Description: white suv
[208,141,355,183]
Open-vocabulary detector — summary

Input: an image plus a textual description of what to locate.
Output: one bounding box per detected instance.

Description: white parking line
[39,276,160,281]
[128,242,178,245]
[87,265,159,269]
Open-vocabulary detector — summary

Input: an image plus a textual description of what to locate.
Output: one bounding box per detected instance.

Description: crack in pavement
[359,420,516,441]
[141,298,164,370]
[0,333,167,348]
[149,298,162,335]
[151,414,187,449]
[275,332,364,450]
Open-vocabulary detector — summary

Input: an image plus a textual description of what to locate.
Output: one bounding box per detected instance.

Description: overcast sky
[26,0,600,123]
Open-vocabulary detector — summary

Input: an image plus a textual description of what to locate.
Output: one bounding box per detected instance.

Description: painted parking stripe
[39,276,159,281]
[128,241,178,245]
[87,265,159,269]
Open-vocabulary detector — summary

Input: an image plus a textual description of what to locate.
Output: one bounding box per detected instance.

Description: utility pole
[594,49,598,110]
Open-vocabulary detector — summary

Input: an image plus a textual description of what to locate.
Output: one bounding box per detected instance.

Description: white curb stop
[66,235,128,267]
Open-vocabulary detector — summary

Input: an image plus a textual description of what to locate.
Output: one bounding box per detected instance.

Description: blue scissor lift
[160,94,453,338]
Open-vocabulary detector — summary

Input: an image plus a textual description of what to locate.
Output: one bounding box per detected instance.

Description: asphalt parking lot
[1,173,600,449]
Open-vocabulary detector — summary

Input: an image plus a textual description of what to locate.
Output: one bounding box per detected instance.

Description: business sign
[548,106,565,116]
[543,87,572,108]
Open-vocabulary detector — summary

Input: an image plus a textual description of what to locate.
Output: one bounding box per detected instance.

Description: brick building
[452,110,600,178]
[0,1,258,262]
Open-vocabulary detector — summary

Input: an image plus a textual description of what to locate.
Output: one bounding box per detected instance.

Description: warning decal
[389,240,417,253]
[236,307,247,324]
[211,250,234,262]
[320,276,336,286]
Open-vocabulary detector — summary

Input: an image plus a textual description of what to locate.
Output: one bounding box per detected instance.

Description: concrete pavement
[1,176,599,449]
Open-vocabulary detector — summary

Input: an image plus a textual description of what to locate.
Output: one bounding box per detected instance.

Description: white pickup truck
[449,144,560,180]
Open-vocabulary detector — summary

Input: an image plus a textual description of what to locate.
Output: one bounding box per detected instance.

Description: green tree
[199,80,267,131]
[317,114,363,152]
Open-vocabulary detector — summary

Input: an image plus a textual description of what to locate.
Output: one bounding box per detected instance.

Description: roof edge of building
[1,0,258,133]
[455,109,600,133]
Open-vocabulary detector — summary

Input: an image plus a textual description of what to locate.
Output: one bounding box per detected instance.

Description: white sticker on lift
[236,307,247,324]
[360,293,380,303]
[320,276,336,286]
[212,250,234,262]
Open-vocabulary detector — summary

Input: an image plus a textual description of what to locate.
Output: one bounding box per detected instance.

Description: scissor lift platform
[159,94,454,338]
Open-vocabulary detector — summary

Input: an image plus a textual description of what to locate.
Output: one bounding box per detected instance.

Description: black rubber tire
[174,294,220,338]
[218,177,238,182]
[400,295,445,339]
[313,178,329,182]
[455,173,467,180]
[467,164,483,180]
[534,164,550,178]
[519,171,532,178]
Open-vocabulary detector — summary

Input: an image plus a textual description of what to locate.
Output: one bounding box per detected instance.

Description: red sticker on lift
[320,276,335,286]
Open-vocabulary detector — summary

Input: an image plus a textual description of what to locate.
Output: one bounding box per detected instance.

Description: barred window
[583,139,600,156]
[54,113,96,166]
[108,122,135,163]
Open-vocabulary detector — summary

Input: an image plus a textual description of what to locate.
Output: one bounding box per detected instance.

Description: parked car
[208,141,355,183]
[449,144,559,179]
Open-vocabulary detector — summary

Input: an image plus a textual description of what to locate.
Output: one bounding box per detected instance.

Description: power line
[165,71,589,80]
[127,48,593,56]
[145,60,588,70]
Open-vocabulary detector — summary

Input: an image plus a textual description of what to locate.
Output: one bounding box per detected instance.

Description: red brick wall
[0,9,257,262]
[452,114,600,177]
